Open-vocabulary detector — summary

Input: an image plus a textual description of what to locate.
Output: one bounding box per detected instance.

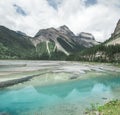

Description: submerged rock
[0,112,10,115]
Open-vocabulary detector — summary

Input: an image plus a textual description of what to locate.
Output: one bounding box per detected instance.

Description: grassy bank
[85,100,120,115]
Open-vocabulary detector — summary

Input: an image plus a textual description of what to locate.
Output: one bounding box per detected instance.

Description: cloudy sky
[0,0,120,42]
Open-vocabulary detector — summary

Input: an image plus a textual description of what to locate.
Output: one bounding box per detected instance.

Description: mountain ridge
[32,25,99,56]
[68,19,120,63]
[0,26,35,59]
[0,24,99,59]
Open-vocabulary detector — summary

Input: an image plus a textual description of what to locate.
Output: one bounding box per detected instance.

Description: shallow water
[0,61,120,115]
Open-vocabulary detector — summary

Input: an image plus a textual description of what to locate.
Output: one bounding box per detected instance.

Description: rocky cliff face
[107,19,120,45]
[78,32,95,40]
[57,25,75,37]
[32,25,99,56]
[112,19,120,37]
[75,32,99,47]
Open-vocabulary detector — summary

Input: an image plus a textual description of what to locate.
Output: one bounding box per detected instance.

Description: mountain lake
[0,60,120,115]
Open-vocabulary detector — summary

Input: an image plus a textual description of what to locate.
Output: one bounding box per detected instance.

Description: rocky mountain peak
[58,25,69,30]
[57,25,75,36]
[78,32,95,40]
[35,27,57,38]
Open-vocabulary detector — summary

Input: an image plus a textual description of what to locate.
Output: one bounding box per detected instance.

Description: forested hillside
[67,44,120,63]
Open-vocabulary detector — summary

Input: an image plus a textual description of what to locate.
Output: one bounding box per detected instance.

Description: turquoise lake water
[0,61,120,115]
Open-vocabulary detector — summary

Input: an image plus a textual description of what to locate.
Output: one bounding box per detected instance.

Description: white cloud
[0,0,120,42]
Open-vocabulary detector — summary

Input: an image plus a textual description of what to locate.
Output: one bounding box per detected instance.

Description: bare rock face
[112,19,120,37]
[57,25,75,37]
[78,32,95,40]
[32,25,99,55]
[75,32,99,48]
[32,26,78,55]
[107,19,120,45]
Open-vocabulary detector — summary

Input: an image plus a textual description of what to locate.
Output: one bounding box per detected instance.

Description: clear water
[0,61,120,115]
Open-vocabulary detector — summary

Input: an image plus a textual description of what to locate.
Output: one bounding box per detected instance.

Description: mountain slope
[32,25,98,57]
[106,19,120,45]
[75,32,99,47]
[0,26,35,59]
[68,19,120,62]
[0,25,99,60]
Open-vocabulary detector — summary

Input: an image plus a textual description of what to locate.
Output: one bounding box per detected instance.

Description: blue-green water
[0,73,120,115]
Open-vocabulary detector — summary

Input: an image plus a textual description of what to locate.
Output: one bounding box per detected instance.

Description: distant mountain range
[0,24,99,59]
[0,19,120,61]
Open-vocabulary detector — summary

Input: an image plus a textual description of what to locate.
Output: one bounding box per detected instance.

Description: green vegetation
[0,43,10,59]
[98,100,120,115]
[50,49,67,60]
[85,100,120,115]
[48,42,55,53]
[0,26,120,62]
[67,44,120,63]
[0,26,36,59]
[36,42,48,56]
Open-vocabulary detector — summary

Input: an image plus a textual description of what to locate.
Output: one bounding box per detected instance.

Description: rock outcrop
[107,19,120,45]
[112,19,120,38]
